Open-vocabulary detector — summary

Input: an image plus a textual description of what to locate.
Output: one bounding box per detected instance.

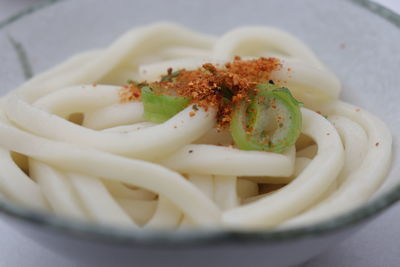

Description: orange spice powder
[120,57,282,128]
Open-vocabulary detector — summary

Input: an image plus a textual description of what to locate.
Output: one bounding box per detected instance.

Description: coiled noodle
[0,23,391,230]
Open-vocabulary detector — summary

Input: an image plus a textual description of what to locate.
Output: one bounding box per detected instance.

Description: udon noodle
[0,23,391,230]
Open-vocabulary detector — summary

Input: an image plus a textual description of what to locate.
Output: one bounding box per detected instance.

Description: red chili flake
[92,83,97,87]
[189,111,196,117]
[356,108,361,112]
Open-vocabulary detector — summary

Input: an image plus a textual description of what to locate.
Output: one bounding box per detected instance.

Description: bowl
[0,0,400,266]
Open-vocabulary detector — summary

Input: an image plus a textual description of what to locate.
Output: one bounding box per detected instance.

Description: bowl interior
[0,0,399,241]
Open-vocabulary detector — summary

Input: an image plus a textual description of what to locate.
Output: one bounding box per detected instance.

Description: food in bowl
[0,22,392,230]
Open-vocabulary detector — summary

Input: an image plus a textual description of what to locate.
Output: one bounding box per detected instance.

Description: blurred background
[1,0,400,22]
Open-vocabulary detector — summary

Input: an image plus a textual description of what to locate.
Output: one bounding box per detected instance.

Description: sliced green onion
[141,86,191,123]
[230,83,302,152]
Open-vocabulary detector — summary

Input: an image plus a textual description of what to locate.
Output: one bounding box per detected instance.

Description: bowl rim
[0,0,399,246]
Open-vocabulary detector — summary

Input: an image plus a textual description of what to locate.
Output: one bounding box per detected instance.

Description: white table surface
[0,0,400,266]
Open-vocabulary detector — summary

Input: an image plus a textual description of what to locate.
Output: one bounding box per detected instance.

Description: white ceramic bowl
[0,0,400,266]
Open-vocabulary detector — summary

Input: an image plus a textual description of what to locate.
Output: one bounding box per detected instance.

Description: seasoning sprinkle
[120,57,282,128]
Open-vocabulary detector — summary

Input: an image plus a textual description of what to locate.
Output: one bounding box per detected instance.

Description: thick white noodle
[29,160,88,220]
[161,145,295,176]
[329,115,368,185]
[247,157,311,184]
[212,27,325,69]
[139,58,212,81]
[269,58,341,106]
[160,46,210,59]
[214,175,238,210]
[194,128,233,146]
[0,121,220,225]
[5,89,215,160]
[18,23,216,102]
[69,173,136,227]
[189,174,214,200]
[145,196,182,229]
[102,122,157,134]
[0,23,392,230]
[222,109,344,229]
[16,50,102,101]
[0,149,48,210]
[282,102,392,227]
[83,102,144,130]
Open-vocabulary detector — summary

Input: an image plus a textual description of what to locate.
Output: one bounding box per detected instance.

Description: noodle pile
[0,23,392,230]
